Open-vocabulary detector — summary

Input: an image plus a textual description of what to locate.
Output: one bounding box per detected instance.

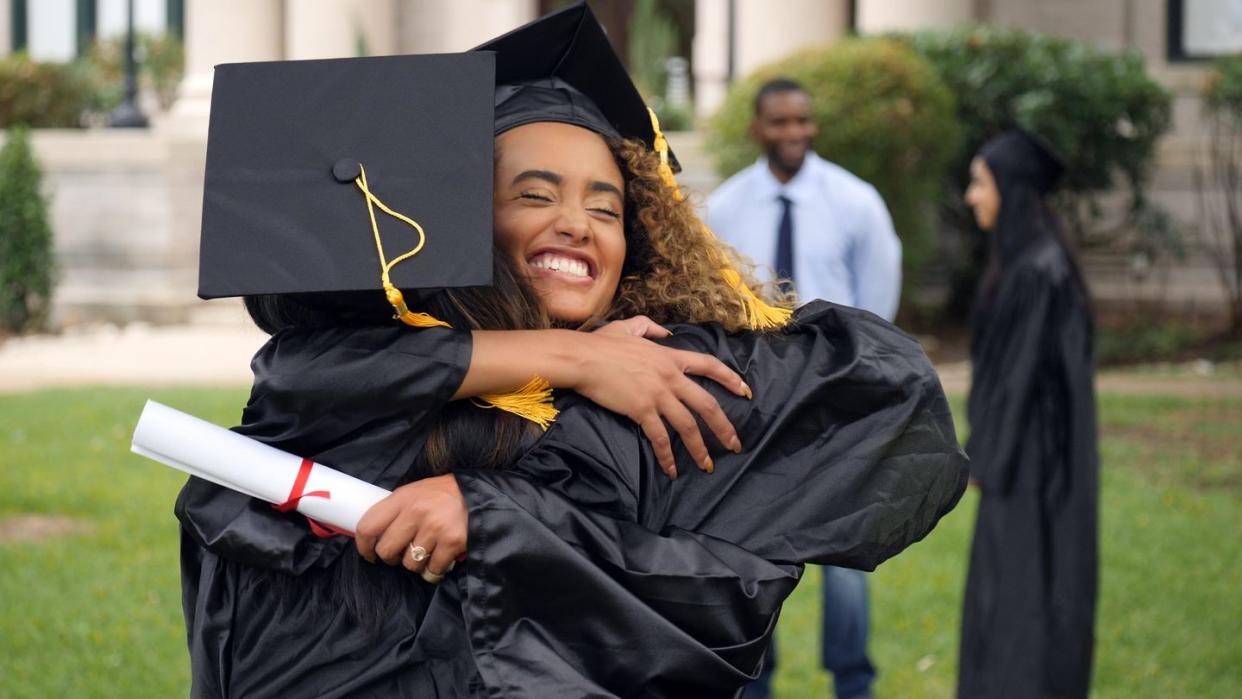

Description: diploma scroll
[131,400,390,535]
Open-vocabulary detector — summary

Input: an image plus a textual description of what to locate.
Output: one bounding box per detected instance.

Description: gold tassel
[474,376,559,431]
[721,268,794,330]
[647,108,793,331]
[384,284,451,328]
[354,164,453,329]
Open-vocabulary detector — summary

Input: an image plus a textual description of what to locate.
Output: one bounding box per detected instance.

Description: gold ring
[420,568,445,584]
[408,544,429,562]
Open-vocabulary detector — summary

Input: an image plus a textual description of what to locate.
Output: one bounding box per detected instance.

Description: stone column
[0,0,11,56]
[855,0,976,33]
[694,0,849,118]
[356,0,399,56]
[167,0,284,128]
[398,0,536,54]
[160,0,284,322]
[286,0,398,60]
[286,0,356,60]
[692,0,729,121]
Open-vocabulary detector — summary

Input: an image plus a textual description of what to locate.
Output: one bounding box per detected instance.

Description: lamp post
[109,0,149,128]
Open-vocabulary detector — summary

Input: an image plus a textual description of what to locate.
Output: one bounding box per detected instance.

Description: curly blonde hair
[605,138,793,333]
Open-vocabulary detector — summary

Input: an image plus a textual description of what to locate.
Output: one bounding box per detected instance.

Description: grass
[0,387,248,698]
[1,387,1239,697]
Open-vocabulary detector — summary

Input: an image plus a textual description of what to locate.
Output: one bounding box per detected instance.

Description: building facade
[1,0,1237,323]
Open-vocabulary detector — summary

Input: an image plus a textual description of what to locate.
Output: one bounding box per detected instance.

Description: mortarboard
[475,1,679,172]
[197,52,496,326]
[979,129,1067,194]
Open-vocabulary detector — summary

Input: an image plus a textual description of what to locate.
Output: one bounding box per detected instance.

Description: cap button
[332,158,361,183]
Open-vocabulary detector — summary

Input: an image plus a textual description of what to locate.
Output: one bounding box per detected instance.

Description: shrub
[84,32,185,112]
[0,126,56,332]
[904,26,1174,317]
[0,54,102,128]
[707,38,960,294]
[1096,320,1206,366]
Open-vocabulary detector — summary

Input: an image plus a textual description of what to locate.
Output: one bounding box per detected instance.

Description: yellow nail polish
[704,457,714,474]
[742,385,753,400]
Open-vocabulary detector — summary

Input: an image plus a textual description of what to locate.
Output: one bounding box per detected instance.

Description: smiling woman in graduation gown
[957,130,1099,699]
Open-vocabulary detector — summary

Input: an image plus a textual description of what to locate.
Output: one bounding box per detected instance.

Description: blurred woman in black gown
[958,129,1099,699]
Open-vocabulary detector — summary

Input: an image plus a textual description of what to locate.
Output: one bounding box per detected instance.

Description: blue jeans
[741,567,876,699]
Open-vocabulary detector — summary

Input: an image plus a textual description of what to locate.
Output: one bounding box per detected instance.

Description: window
[1168,0,1242,61]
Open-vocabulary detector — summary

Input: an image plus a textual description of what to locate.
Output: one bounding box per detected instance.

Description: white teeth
[531,254,590,278]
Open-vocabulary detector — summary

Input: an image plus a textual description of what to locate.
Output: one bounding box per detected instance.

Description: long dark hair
[243,248,547,633]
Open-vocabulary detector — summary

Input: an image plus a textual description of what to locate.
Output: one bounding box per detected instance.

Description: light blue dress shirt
[706,153,902,322]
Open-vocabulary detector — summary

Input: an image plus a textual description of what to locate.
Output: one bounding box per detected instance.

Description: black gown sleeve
[175,324,473,574]
[449,301,969,696]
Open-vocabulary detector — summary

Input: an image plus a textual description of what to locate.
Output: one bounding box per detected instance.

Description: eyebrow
[512,169,561,186]
[588,181,623,198]
[512,169,623,198]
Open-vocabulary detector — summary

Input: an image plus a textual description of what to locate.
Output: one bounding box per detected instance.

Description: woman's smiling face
[493,122,627,324]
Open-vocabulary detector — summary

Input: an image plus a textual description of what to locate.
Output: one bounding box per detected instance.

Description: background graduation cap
[474,0,680,173]
[197,52,496,316]
[979,128,1067,194]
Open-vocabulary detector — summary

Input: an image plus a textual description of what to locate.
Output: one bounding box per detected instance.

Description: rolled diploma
[131,399,390,534]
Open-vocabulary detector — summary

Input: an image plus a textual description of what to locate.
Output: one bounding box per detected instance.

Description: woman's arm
[462,326,748,474]
[249,321,748,476]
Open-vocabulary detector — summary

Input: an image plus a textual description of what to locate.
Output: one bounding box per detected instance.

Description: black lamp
[108,0,149,128]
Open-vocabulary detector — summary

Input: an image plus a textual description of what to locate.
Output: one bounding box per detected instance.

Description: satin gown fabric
[177,301,968,698]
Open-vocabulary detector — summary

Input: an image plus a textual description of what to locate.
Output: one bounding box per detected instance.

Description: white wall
[27,0,76,61]
[97,0,167,39]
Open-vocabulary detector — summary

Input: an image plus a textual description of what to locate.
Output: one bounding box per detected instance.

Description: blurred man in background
[707,78,902,699]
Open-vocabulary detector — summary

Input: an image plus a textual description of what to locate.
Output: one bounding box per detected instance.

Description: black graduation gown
[176,300,969,698]
[958,240,1099,699]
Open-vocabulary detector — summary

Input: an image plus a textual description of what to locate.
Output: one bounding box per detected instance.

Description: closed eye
[590,207,621,219]
[519,192,553,202]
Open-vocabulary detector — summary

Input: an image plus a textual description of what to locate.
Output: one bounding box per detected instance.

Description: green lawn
[1,387,1238,697]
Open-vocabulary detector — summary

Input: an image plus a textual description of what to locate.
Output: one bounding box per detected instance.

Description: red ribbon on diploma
[273,458,353,538]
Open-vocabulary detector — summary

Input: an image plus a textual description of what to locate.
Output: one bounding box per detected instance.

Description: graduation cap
[197,51,496,328]
[978,128,1067,194]
[475,0,679,172]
